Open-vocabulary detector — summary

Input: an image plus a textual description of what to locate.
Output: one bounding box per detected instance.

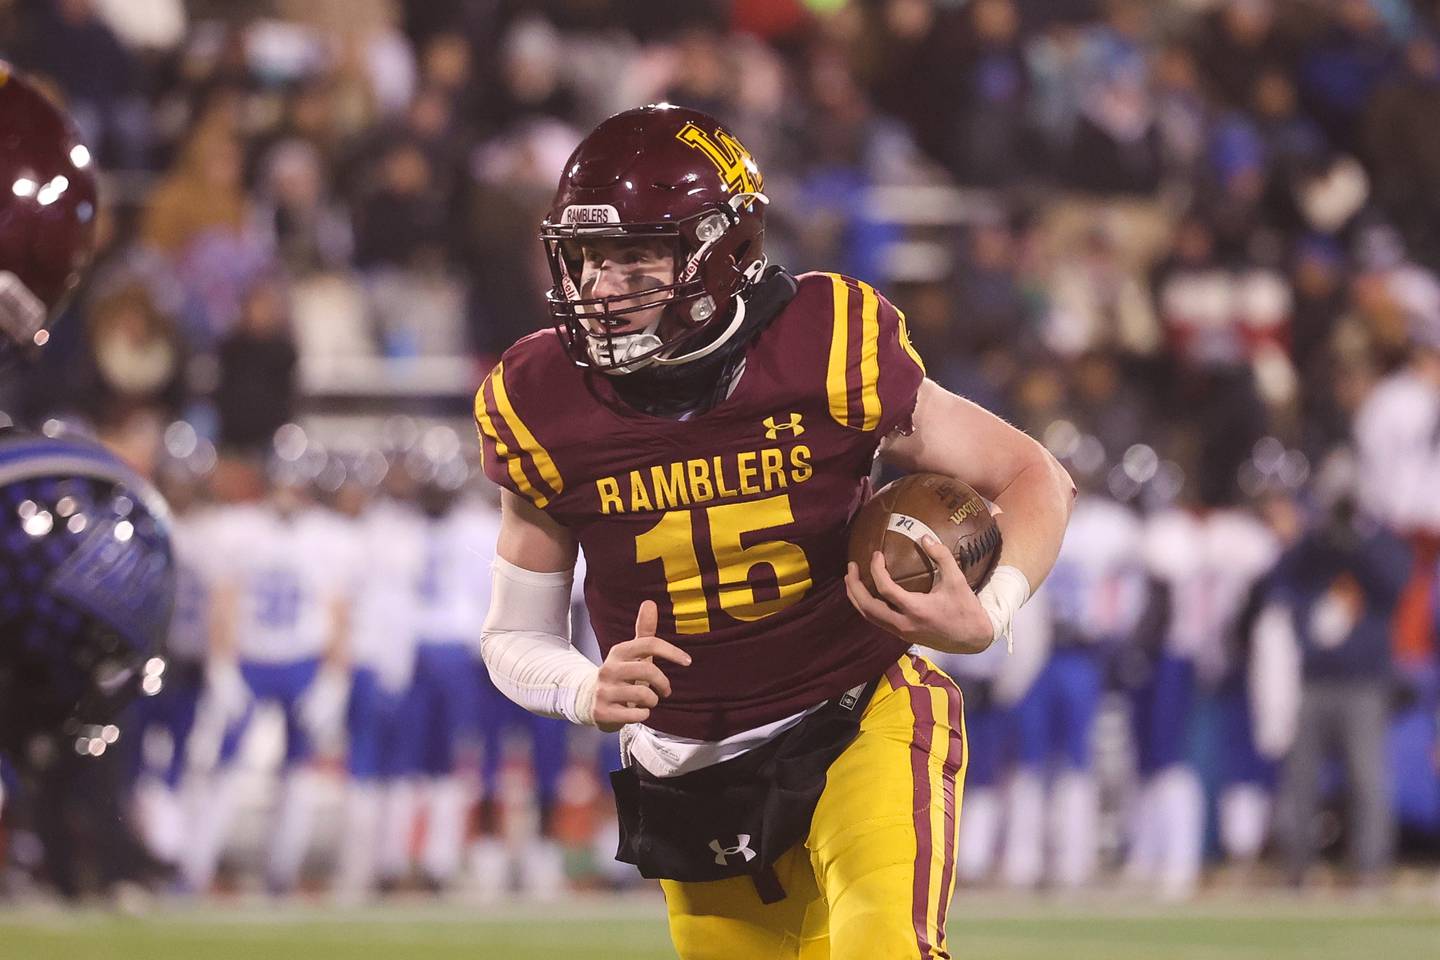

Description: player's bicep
[879,379,1057,500]
[496,488,578,574]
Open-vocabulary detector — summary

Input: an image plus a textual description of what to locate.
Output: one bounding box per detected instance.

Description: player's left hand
[844,534,995,655]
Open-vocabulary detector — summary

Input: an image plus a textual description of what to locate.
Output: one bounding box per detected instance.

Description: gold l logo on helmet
[676,122,763,194]
[763,413,804,440]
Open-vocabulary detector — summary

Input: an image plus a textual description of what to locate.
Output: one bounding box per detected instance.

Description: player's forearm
[479,555,599,724]
[480,628,598,723]
[989,450,1075,594]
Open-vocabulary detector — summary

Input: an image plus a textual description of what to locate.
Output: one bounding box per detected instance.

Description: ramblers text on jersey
[595,444,813,515]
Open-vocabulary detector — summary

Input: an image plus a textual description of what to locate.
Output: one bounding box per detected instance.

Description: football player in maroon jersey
[476,104,1074,958]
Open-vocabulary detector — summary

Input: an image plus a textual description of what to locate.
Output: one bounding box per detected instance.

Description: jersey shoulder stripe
[475,360,565,508]
[818,272,923,431]
[896,307,926,375]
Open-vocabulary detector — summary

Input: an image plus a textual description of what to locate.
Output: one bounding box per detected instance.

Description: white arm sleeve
[480,556,600,725]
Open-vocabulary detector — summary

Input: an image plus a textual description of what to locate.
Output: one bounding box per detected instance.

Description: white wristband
[976,564,1031,653]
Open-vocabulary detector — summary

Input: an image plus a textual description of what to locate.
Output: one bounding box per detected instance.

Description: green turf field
[2,892,1437,960]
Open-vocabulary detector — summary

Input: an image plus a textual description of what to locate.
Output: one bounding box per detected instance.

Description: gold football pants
[662,653,967,959]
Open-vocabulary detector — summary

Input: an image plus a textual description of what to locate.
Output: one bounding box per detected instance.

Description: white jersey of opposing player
[1046,495,1147,645]
[348,497,426,686]
[1354,368,1440,534]
[205,502,361,664]
[1142,506,1280,681]
[413,499,501,652]
[165,508,218,664]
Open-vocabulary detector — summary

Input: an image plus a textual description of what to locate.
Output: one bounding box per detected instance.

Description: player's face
[577,237,675,333]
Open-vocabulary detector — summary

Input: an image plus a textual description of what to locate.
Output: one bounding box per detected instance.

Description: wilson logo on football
[709,835,757,866]
[676,122,763,194]
[762,413,804,440]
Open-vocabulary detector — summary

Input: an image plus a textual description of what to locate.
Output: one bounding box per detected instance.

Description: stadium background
[2,0,1440,957]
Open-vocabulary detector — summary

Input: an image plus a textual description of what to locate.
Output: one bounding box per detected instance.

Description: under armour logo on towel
[709,835,757,866]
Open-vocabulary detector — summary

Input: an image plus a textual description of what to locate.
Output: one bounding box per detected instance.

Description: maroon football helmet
[0,62,99,363]
[540,104,768,374]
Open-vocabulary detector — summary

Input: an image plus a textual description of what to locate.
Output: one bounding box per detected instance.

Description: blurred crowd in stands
[1,0,1439,904]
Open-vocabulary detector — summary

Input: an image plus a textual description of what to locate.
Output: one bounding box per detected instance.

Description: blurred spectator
[788,42,914,279]
[1070,350,1149,461]
[140,122,249,257]
[859,0,959,168]
[254,139,353,276]
[1352,260,1440,667]
[89,0,186,56]
[954,218,1033,353]
[662,27,736,121]
[15,0,150,167]
[249,81,348,187]
[1289,236,1354,451]
[1024,15,1092,162]
[1190,0,1292,112]
[946,0,1033,187]
[1247,67,1330,233]
[397,85,472,201]
[465,118,579,357]
[418,30,471,102]
[1149,213,1285,496]
[1045,225,1158,359]
[1150,43,1209,187]
[353,141,450,272]
[1268,472,1410,886]
[1063,2,1163,196]
[1297,0,1396,154]
[1364,32,1440,266]
[475,15,580,137]
[73,284,187,427]
[214,279,298,451]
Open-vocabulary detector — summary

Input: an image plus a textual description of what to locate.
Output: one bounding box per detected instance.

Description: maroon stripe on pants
[888,658,937,958]
[920,662,965,945]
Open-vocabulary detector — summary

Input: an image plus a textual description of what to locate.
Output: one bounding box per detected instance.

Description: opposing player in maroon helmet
[0,62,99,367]
[476,104,1075,958]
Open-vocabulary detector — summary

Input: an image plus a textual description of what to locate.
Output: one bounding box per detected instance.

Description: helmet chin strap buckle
[741,255,769,285]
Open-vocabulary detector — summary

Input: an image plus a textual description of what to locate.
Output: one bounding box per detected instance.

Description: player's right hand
[593,600,691,732]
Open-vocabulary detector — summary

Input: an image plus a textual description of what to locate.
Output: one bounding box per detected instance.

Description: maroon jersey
[476,272,927,740]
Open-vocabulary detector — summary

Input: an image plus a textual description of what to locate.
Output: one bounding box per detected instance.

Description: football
[847,473,1002,595]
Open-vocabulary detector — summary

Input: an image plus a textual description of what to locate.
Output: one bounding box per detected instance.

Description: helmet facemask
[542,193,767,375]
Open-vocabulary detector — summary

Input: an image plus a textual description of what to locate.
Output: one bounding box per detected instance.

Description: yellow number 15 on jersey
[634,494,812,634]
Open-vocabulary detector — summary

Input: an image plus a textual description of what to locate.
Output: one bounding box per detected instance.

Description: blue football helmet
[0,427,174,763]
